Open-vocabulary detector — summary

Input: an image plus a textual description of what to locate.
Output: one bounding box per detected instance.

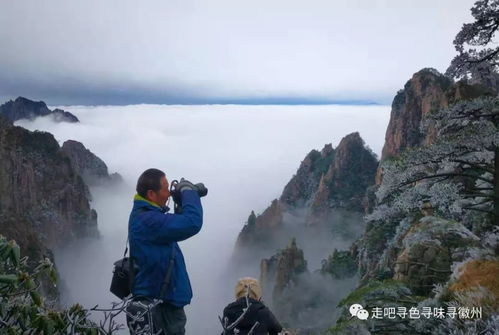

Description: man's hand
[176,178,196,192]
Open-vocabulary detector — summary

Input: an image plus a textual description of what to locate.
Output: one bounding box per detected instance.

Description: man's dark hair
[136,168,166,198]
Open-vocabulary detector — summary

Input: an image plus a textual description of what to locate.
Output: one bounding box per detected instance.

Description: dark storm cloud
[0,0,475,105]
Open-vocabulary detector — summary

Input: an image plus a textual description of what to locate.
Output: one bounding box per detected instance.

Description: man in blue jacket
[127,168,203,334]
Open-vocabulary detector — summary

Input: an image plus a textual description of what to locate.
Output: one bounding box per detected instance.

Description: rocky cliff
[236,132,377,250]
[377,68,495,183]
[358,68,498,282]
[61,140,122,187]
[279,144,335,209]
[237,200,284,248]
[260,239,310,332]
[307,132,378,222]
[260,238,356,334]
[260,238,307,300]
[233,67,499,334]
[380,68,452,161]
[0,116,97,298]
[232,132,378,334]
[331,69,499,334]
[0,97,79,123]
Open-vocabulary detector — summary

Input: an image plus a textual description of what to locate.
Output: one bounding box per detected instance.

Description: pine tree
[446,0,499,87]
[375,97,499,225]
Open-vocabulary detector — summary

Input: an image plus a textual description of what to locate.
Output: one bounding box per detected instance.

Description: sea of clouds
[16,104,390,334]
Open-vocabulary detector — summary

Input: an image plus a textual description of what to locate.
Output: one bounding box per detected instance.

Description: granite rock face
[61,140,122,187]
[280,144,335,209]
[0,97,79,123]
[308,132,378,222]
[236,132,377,249]
[0,122,97,257]
[260,239,354,334]
[0,113,13,128]
[391,216,480,295]
[260,238,307,299]
[376,69,494,184]
[332,69,499,334]
[260,239,311,332]
[360,68,497,282]
[380,68,452,161]
[0,120,97,298]
[234,67,499,334]
[233,133,377,334]
[237,199,283,248]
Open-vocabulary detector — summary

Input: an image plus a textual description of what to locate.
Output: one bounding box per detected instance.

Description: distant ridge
[0,97,79,123]
[0,94,382,107]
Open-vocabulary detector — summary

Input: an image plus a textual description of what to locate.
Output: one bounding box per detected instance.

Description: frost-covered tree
[375,96,499,225]
[446,0,499,87]
[0,235,138,334]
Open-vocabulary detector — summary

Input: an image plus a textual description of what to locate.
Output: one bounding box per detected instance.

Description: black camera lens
[195,183,208,197]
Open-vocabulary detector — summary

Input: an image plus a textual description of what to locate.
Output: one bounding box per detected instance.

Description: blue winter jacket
[128,190,203,307]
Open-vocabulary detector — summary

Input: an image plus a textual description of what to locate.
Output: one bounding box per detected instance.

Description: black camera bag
[110,237,137,299]
[110,207,176,300]
[110,256,135,299]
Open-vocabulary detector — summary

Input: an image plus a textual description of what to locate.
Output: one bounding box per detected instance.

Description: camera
[169,179,208,213]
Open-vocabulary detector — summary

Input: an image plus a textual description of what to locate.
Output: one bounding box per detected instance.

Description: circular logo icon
[349,304,369,320]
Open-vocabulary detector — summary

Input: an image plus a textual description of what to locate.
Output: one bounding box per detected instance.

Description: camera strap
[122,235,136,293]
[124,207,149,293]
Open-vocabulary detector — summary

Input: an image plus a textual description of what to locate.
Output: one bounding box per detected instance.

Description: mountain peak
[0,97,79,123]
[61,140,122,186]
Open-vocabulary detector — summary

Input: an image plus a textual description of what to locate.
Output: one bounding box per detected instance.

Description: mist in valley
[16,104,389,334]
[231,206,367,333]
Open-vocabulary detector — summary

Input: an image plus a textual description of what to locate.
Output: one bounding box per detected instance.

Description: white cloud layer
[17,104,390,333]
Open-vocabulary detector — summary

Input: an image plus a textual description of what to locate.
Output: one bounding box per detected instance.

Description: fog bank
[17,104,390,333]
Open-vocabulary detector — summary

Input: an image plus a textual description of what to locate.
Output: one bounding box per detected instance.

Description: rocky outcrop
[236,199,283,248]
[334,68,499,335]
[0,113,13,128]
[330,279,416,335]
[260,239,353,334]
[0,120,98,298]
[259,239,308,331]
[236,133,377,250]
[51,108,79,123]
[0,97,79,123]
[380,68,453,161]
[308,132,378,222]
[392,216,480,295]
[61,140,122,187]
[260,238,307,299]
[354,210,483,286]
[376,69,496,184]
[234,66,499,334]
[280,144,335,209]
[358,68,496,283]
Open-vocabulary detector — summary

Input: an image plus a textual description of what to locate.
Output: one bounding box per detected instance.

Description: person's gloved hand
[176,178,197,192]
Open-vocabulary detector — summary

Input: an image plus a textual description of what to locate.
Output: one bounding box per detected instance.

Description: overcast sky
[0,0,475,105]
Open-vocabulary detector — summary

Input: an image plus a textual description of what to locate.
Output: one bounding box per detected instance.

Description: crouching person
[221,277,283,335]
